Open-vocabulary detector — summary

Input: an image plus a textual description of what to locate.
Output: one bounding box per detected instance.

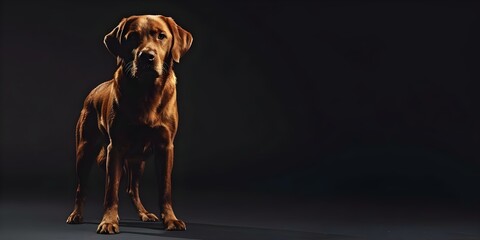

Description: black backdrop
[1,0,480,203]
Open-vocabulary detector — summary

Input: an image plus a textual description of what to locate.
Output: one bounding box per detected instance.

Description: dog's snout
[138,50,156,62]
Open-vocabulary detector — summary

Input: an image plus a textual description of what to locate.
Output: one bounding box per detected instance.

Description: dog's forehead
[127,15,169,32]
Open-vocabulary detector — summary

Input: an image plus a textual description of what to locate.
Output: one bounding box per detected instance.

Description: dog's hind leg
[67,107,101,224]
[126,159,159,222]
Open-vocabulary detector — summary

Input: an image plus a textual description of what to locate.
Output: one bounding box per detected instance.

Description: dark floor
[1,191,479,240]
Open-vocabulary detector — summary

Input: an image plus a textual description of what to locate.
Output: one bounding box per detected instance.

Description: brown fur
[66,15,193,233]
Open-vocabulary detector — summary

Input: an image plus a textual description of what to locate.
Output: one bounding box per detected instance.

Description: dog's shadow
[85,219,357,240]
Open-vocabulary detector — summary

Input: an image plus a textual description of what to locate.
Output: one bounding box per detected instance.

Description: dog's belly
[96,141,153,169]
[95,124,155,168]
[126,141,153,158]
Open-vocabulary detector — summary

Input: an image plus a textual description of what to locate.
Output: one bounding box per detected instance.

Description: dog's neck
[112,62,177,126]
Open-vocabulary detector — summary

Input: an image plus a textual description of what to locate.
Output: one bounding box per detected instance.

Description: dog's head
[104,15,193,79]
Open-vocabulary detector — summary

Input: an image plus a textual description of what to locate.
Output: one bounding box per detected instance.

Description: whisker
[162,63,169,74]
[123,61,135,77]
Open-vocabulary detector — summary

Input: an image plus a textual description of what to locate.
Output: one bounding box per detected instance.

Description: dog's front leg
[97,143,125,234]
[154,127,186,231]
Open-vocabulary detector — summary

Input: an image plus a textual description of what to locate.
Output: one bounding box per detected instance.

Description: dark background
[1,0,480,230]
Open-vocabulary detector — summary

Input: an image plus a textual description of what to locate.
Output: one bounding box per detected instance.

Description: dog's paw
[96,221,120,234]
[164,219,186,231]
[66,212,83,224]
[140,212,159,222]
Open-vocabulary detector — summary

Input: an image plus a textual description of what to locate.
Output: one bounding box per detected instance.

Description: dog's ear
[164,17,193,63]
[104,18,127,57]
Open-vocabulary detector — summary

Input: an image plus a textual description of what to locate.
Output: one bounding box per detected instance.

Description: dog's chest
[137,109,163,127]
[119,98,164,127]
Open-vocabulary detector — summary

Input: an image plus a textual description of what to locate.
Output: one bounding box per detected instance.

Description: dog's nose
[138,50,155,62]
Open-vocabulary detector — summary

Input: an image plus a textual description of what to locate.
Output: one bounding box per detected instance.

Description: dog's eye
[158,33,166,40]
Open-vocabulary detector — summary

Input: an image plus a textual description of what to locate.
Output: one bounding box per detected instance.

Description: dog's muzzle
[134,49,161,78]
[138,50,156,65]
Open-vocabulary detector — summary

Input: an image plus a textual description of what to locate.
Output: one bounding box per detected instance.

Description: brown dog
[66,15,192,233]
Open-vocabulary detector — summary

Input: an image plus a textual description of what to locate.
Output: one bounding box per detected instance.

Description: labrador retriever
[66,15,193,234]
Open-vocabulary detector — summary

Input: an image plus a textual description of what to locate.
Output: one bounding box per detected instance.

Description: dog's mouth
[137,64,160,78]
[125,61,161,79]
[137,62,156,71]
